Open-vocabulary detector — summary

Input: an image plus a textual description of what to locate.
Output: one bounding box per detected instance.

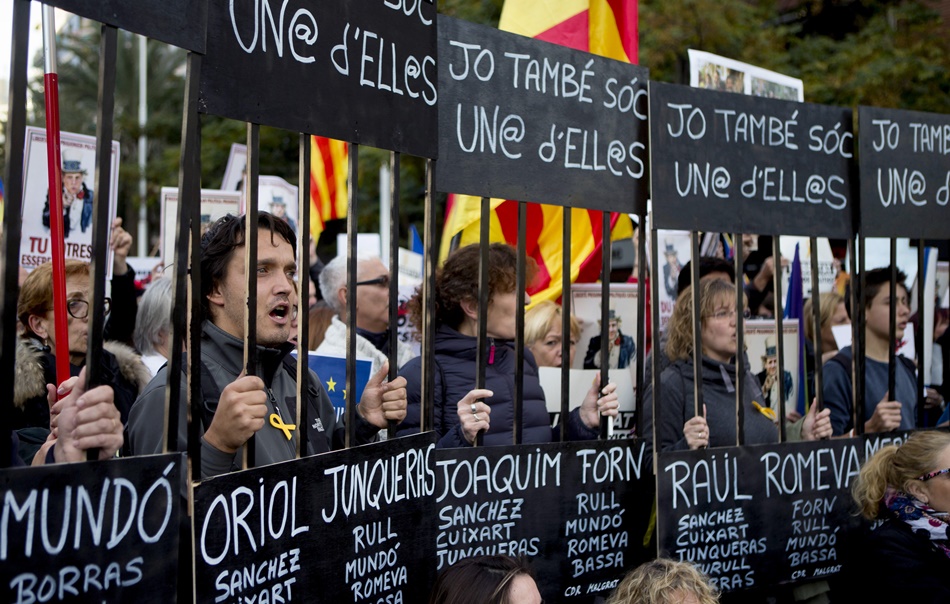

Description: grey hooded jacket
[644,354,778,455]
[127,320,378,478]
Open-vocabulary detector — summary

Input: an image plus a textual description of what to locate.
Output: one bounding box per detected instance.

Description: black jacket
[849,518,950,603]
[396,324,598,447]
[645,354,778,454]
[13,336,149,430]
[127,321,379,478]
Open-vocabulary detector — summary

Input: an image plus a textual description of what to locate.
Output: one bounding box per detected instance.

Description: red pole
[42,7,70,388]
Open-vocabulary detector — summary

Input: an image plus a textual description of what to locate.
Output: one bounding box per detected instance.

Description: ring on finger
[471,403,478,414]
[473,413,481,422]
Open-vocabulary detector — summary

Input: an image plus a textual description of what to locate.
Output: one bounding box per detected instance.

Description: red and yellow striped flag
[441,0,639,304]
[309,136,349,243]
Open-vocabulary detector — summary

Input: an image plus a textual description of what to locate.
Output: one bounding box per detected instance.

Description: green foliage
[787,2,950,113]
[638,0,950,114]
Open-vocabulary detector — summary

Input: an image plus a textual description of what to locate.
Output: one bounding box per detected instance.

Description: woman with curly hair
[396,243,617,447]
[849,430,950,601]
[606,558,718,604]
[642,278,832,454]
[429,556,541,604]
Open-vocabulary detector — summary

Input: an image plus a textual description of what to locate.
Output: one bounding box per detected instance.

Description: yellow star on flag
[326,376,336,391]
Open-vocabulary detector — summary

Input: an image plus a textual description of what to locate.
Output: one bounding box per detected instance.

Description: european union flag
[296,353,372,420]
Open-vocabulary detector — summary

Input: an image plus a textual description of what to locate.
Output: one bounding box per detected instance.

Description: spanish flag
[309,136,349,243]
[442,0,638,304]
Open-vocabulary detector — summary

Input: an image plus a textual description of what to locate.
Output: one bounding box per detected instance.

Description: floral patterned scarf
[885,488,950,559]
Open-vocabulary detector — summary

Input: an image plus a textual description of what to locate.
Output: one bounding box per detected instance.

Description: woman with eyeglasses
[397,243,617,448]
[849,431,950,601]
[645,278,831,453]
[14,260,150,458]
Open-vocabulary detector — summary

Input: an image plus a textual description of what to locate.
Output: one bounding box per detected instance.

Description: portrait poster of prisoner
[220,143,300,235]
[536,284,639,435]
[652,229,691,333]
[160,187,242,266]
[744,319,800,419]
[20,127,119,274]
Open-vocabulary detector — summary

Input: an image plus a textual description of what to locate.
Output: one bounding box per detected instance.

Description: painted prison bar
[0,1,947,602]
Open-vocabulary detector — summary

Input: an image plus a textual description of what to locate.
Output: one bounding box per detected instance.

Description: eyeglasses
[708,308,752,320]
[66,297,111,320]
[355,275,390,288]
[918,467,950,481]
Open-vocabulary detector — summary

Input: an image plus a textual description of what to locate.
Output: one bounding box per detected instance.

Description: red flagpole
[42,7,70,388]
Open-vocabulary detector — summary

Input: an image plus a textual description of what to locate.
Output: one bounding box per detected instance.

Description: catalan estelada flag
[309,136,349,243]
[441,0,638,304]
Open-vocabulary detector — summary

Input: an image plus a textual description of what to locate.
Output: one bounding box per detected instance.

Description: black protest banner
[434,439,654,602]
[650,82,854,237]
[193,433,437,604]
[43,0,206,52]
[0,454,182,603]
[655,434,909,593]
[200,0,437,158]
[436,16,649,214]
[858,106,950,238]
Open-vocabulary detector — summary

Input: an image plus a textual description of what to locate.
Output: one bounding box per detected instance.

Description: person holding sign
[822,267,917,436]
[524,300,579,368]
[34,366,126,464]
[645,278,830,453]
[397,243,618,447]
[849,431,950,601]
[14,258,150,463]
[127,213,408,477]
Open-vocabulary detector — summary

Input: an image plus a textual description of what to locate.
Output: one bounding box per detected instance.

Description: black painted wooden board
[433,439,655,602]
[193,433,437,604]
[44,0,206,52]
[650,82,855,238]
[436,16,649,214]
[858,105,950,238]
[0,454,183,602]
[199,0,437,158]
[654,435,909,593]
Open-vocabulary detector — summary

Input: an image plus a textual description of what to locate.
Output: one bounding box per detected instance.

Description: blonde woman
[524,300,579,368]
[606,558,718,604]
[803,291,849,366]
[850,431,950,600]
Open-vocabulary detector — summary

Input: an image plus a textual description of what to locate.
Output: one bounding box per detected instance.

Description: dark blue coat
[396,325,598,447]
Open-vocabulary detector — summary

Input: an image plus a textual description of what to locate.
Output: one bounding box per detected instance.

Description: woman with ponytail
[851,430,950,601]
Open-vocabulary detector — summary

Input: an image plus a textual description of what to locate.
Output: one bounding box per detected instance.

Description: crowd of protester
[10,211,947,601]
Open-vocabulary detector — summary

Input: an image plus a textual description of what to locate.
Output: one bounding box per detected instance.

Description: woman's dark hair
[428,555,536,604]
[408,243,537,334]
[199,212,297,318]
[676,256,735,297]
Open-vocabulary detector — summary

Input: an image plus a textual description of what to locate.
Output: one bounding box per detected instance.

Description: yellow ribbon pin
[752,400,777,422]
[269,413,296,440]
